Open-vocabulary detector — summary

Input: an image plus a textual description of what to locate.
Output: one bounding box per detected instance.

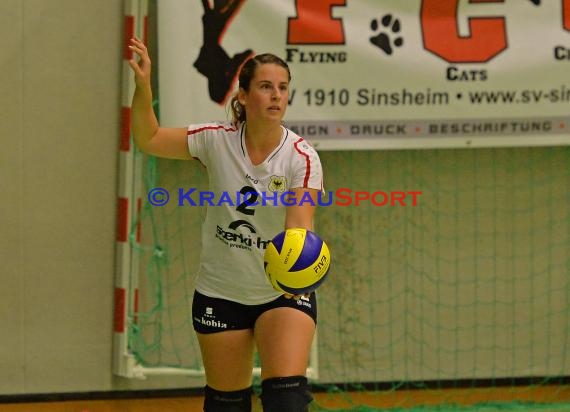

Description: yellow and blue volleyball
[264,228,331,295]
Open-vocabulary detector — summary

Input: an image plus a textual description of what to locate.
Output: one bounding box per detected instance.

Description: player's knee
[260,375,312,412]
[203,385,252,412]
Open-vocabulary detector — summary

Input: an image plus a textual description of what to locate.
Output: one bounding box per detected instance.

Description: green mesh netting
[128,142,570,411]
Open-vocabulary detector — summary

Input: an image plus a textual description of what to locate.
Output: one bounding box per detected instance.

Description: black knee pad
[203,385,252,412]
[260,376,313,412]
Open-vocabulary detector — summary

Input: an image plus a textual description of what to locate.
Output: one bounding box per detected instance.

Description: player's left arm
[284,187,319,231]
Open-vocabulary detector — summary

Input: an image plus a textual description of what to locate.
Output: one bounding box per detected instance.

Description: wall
[0,0,193,395]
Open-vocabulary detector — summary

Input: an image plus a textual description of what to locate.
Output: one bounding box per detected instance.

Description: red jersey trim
[293,138,311,187]
[187,124,237,136]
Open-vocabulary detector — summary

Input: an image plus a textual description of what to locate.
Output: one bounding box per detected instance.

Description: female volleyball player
[128,37,324,412]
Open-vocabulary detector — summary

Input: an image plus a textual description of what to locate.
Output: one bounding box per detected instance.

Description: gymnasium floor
[1,386,569,412]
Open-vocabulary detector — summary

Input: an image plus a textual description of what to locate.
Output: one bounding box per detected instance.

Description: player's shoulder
[283,126,320,157]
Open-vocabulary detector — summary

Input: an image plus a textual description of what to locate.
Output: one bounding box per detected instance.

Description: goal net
[123,145,570,410]
[113,1,570,408]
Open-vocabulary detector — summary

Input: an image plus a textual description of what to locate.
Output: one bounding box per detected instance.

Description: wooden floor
[0,386,569,412]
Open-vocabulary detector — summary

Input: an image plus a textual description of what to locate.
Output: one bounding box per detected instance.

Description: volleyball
[264,228,331,295]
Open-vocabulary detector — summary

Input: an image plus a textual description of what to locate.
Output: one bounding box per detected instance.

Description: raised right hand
[128,37,151,88]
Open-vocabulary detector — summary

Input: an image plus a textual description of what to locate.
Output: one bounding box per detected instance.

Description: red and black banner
[158,0,570,150]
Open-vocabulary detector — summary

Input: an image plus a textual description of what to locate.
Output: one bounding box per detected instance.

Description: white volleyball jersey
[187,121,324,304]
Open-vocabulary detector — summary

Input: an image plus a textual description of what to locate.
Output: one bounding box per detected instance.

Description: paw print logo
[370,14,404,56]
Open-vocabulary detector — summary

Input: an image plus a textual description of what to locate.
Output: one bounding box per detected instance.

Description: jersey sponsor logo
[228,219,257,232]
[214,184,273,250]
[216,225,271,250]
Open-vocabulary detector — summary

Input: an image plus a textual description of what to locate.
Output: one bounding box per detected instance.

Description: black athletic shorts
[192,290,317,334]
